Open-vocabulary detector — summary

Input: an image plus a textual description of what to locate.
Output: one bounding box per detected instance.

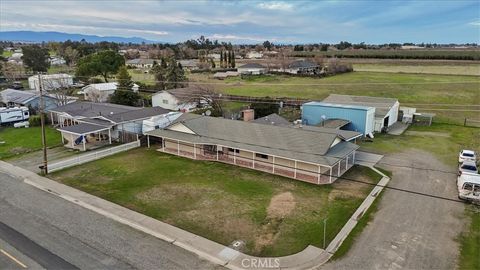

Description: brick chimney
[243,109,254,122]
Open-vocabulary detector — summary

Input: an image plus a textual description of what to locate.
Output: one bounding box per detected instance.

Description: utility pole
[38,73,48,175]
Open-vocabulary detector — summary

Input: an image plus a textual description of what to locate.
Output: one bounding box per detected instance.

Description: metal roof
[57,123,110,135]
[103,107,170,123]
[322,94,398,117]
[288,60,319,69]
[1,89,37,104]
[238,63,267,69]
[317,119,351,129]
[303,101,373,111]
[146,115,359,166]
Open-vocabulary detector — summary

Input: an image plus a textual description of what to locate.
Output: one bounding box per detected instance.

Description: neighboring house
[28,74,74,91]
[246,51,263,59]
[0,88,62,111]
[322,94,400,132]
[302,101,376,136]
[80,82,139,102]
[213,71,239,80]
[7,52,23,65]
[146,114,359,185]
[237,63,267,75]
[49,56,66,66]
[152,87,205,111]
[283,60,321,75]
[207,53,221,60]
[49,102,170,151]
[126,58,156,69]
[178,59,199,71]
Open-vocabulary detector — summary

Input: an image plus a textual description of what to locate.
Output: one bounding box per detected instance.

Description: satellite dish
[205,110,212,116]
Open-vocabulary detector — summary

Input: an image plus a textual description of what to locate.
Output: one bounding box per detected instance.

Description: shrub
[28,115,42,126]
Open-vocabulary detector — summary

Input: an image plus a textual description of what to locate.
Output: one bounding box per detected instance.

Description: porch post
[346,156,348,170]
[193,143,196,159]
[162,138,165,152]
[147,135,150,148]
[61,133,64,144]
[329,167,332,183]
[82,136,86,151]
[272,156,275,173]
[252,152,255,168]
[108,129,112,144]
[216,147,219,160]
[177,140,180,155]
[352,151,356,164]
[50,112,54,126]
[233,149,236,164]
[294,160,297,179]
[338,162,341,176]
[317,165,321,184]
[71,134,74,148]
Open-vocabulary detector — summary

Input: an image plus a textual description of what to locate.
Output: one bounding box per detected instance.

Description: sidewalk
[0,161,389,269]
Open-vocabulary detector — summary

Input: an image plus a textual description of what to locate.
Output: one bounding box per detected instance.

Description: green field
[353,63,480,76]
[51,148,381,256]
[458,205,480,270]
[292,49,480,60]
[0,127,62,159]
[1,50,13,58]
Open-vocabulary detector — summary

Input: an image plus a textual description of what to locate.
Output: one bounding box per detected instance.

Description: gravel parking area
[323,150,465,270]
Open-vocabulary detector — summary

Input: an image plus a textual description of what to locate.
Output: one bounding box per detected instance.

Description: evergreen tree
[151,58,166,90]
[165,58,186,89]
[220,52,223,68]
[223,51,228,68]
[210,58,216,69]
[116,66,133,90]
[231,51,236,68]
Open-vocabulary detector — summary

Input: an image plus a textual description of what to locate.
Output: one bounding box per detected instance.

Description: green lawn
[1,50,13,58]
[353,63,480,76]
[51,148,381,256]
[458,206,480,270]
[0,127,62,159]
[359,123,479,166]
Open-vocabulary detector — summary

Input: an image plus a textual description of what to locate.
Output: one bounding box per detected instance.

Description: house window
[24,112,29,116]
[255,153,268,159]
[162,99,169,104]
[228,148,240,153]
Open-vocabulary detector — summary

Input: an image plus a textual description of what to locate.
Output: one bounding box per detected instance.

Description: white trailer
[0,107,30,125]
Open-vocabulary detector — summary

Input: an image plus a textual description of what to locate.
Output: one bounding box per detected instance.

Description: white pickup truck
[457,172,480,204]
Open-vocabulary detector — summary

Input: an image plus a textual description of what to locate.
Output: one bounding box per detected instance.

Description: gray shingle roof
[103,107,170,123]
[323,94,398,117]
[49,101,142,118]
[238,63,267,69]
[57,123,110,135]
[288,60,319,69]
[1,89,37,104]
[251,113,290,126]
[146,114,359,166]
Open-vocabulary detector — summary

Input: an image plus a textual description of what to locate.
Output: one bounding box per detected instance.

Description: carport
[57,123,112,151]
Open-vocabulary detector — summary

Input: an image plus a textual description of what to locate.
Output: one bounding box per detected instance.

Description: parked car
[458,161,478,176]
[457,172,480,203]
[11,81,24,89]
[458,149,476,163]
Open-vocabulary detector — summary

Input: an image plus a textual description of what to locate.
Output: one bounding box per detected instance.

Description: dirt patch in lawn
[255,192,296,253]
[267,192,296,218]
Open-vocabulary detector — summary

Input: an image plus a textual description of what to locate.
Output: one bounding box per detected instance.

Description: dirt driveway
[8,147,76,172]
[323,150,465,270]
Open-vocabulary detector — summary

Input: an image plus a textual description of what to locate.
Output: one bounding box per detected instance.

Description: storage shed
[302,102,375,136]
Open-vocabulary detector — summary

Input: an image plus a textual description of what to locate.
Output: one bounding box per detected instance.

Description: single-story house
[0,88,63,111]
[302,102,375,136]
[146,114,359,185]
[178,59,199,71]
[126,58,156,69]
[151,87,205,111]
[284,60,321,75]
[80,82,139,102]
[49,101,170,151]
[237,63,267,75]
[246,51,263,59]
[49,56,66,66]
[322,94,400,132]
[28,74,74,91]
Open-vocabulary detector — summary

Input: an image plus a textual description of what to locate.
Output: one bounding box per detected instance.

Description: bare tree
[177,86,224,116]
[41,75,74,106]
[2,62,25,81]
[85,88,108,103]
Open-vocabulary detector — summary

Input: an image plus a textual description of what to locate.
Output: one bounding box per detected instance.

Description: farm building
[146,114,359,185]
[49,102,170,151]
[302,102,375,136]
[322,94,400,132]
[28,74,74,91]
[237,63,267,75]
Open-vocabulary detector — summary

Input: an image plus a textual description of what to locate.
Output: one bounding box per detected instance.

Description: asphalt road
[323,150,465,270]
[0,170,218,270]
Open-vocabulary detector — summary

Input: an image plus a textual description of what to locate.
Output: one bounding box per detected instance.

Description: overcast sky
[1,0,479,44]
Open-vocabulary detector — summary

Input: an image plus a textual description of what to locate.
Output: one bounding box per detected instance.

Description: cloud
[209,34,277,42]
[257,1,293,11]
[468,20,480,26]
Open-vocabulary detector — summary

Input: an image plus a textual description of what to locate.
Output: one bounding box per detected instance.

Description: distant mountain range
[0,31,158,44]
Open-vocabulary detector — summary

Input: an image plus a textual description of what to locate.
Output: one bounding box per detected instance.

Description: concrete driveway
[323,150,465,270]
